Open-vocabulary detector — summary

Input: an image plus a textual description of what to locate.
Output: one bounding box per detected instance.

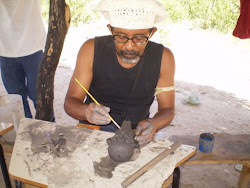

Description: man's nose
[124,39,136,50]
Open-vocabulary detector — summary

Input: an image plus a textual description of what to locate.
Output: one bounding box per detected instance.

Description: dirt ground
[1,22,250,187]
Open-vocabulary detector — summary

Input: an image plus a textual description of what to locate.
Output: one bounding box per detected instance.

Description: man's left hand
[135,119,157,146]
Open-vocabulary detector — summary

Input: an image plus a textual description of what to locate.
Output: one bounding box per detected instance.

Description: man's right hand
[85,102,111,125]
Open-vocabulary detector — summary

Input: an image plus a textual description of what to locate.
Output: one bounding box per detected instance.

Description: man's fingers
[136,135,151,146]
[135,120,155,146]
[135,123,148,135]
[87,103,111,125]
[136,135,146,141]
[135,134,151,143]
[92,112,111,124]
[141,126,153,135]
[136,122,153,135]
[92,104,110,117]
[135,126,143,135]
[103,106,110,113]
[98,106,110,116]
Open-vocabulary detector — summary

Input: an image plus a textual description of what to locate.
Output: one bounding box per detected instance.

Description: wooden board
[1,142,14,157]
[9,118,196,188]
[169,134,250,165]
[0,124,14,136]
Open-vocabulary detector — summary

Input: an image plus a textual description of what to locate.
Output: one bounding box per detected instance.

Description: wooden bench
[168,134,250,188]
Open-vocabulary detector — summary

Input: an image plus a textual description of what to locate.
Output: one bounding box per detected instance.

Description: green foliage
[41,0,240,33]
[67,0,100,26]
[207,0,240,32]
[160,0,240,34]
[41,0,49,23]
[163,1,188,22]
[41,0,101,27]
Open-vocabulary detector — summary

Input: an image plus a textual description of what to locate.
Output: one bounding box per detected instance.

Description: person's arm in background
[64,39,111,125]
[136,47,175,146]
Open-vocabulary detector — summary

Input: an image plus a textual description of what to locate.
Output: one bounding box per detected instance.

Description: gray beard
[118,50,141,64]
[120,56,140,64]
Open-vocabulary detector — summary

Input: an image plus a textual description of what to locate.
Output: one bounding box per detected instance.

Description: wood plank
[10,174,47,188]
[169,133,250,165]
[238,165,250,188]
[0,125,14,136]
[1,142,14,157]
[161,174,173,188]
[24,184,40,188]
[243,161,250,168]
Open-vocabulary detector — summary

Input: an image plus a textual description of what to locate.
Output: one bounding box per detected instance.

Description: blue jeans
[79,120,118,132]
[0,51,43,118]
[100,122,118,132]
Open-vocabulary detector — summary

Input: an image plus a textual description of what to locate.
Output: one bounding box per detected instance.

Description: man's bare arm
[136,47,175,145]
[151,47,175,130]
[64,39,111,124]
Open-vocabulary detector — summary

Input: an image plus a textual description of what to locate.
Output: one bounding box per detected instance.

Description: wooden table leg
[0,144,12,188]
[161,167,181,188]
[238,165,250,188]
[172,167,180,188]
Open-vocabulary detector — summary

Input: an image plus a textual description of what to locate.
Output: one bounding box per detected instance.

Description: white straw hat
[98,0,167,29]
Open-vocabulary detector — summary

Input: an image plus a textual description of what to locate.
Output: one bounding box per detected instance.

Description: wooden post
[238,164,250,188]
[36,0,70,121]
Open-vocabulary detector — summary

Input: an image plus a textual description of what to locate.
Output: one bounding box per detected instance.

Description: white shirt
[0,0,46,57]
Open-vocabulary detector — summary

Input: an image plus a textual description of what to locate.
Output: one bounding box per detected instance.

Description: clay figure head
[107,121,138,162]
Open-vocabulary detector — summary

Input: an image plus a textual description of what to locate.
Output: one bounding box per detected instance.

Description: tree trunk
[36,0,70,121]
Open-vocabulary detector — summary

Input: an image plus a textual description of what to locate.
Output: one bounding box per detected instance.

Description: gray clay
[107,121,139,162]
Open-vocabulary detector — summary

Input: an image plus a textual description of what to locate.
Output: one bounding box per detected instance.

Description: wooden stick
[75,78,121,129]
[121,140,182,188]
[0,125,14,136]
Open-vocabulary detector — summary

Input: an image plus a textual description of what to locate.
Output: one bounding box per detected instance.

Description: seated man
[64,0,175,146]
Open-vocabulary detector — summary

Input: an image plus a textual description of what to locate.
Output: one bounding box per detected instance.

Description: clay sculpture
[107,121,139,162]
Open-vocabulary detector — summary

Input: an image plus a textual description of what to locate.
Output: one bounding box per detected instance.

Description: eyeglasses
[112,35,149,44]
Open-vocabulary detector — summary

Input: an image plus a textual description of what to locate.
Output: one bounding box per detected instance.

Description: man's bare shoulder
[162,46,175,68]
[75,38,95,70]
[78,38,95,55]
[162,46,174,59]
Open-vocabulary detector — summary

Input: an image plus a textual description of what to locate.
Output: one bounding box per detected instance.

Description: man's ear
[150,27,158,38]
[107,24,112,33]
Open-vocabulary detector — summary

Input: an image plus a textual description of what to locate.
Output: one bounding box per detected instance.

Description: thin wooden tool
[75,78,121,129]
[121,140,182,188]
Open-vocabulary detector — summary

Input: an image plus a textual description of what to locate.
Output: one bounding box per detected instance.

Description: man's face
[109,26,155,64]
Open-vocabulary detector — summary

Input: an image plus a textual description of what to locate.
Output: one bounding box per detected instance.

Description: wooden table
[169,134,250,188]
[9,118,196,188]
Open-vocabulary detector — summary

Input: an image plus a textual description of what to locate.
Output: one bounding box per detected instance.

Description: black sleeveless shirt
[84,35,163,129]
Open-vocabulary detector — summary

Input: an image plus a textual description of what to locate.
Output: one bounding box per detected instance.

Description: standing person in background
[0,0,46,118]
